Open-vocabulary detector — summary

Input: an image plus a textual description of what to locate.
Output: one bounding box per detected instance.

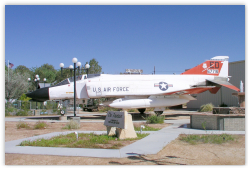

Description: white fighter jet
[27,56,240,115]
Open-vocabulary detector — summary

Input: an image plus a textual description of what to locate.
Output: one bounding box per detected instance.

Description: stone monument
[104,111,137,139]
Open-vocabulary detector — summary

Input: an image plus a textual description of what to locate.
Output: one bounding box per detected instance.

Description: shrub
[16,121,31,129]
[63,120,80,129]
[34,121,48,129]
[145,115,165,124]
[16,109,29,116]
[198,103,214,112]
[5,102,17,116]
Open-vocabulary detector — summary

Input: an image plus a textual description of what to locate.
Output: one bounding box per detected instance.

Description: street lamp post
[60,58,90,117]
[72,57,77,117]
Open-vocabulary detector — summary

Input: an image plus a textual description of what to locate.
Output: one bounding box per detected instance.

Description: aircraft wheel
[138,108,146,114]
[154,111,163,115]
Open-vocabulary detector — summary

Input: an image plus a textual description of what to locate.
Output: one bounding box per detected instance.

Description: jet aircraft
[26,56,240,115]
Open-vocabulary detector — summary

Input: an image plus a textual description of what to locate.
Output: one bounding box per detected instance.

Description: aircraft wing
[206,79,240,92]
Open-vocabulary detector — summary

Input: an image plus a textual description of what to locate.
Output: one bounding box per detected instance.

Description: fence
[6,100,83,116]
[11,100,58,110]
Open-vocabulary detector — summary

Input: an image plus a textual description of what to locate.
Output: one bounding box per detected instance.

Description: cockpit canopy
[54,75,87,87]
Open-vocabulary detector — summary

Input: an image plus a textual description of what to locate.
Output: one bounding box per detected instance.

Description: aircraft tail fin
[181,56,229,77]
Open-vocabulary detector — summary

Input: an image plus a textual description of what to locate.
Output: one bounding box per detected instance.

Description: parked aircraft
[26,56,240,115]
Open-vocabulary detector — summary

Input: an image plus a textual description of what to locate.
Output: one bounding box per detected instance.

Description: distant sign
[104,111,125,129]
[125,69,143,74]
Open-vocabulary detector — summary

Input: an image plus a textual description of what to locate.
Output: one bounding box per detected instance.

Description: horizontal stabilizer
[206,79,240,92]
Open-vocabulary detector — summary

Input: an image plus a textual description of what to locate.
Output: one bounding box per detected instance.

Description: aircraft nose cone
[26,87,49,102]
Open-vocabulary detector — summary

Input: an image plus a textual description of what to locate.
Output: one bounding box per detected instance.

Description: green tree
[32,63,57,84]
[18,93,31,110]
[5,69,30,101]
[82,58,102,74]
[15,65,32,75]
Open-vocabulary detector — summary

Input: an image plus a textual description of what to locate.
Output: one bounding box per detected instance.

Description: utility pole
[154,66,155,75]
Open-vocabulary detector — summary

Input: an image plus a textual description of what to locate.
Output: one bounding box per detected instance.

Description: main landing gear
[138,108,146,114]
[137,108,164,115]
[154,111,163,115]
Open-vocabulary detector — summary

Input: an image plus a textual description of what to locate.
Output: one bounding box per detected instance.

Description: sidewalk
[5,119,245,158]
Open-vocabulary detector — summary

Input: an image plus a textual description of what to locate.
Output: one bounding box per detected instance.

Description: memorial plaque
[104,111,125,129]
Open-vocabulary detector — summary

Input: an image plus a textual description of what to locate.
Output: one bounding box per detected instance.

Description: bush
[34,121,48,129]
[16,121,31,129]
[63,120,80,129]
[5,106,16,116]
[198,103,214,112]
[18,94,32,110]
[5,102,17,116]
[16,109,29,116]
[145,115,165,124]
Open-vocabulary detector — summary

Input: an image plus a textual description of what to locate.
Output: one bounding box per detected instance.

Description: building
[187,60,245,109]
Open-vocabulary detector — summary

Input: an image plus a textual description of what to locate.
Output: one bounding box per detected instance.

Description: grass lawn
[19,132,149,149]
[179,134,237,145]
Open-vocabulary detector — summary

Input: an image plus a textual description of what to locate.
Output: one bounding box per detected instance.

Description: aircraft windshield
[68,75,83,82]
[54,75,85,87]
[54,79,70,86]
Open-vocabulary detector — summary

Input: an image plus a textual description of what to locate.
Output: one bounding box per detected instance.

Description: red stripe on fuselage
[164,87,214,95]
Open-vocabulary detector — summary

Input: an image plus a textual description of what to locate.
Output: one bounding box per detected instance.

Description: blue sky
[5,5,245,74]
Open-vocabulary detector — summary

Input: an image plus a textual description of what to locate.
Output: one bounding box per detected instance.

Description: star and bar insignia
[154,82,173,91]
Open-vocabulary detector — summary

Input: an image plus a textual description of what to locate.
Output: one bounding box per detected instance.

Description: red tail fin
[181,56,229,76]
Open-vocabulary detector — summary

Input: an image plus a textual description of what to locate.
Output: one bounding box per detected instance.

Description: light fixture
[77,62,81,67]
[60,63,64,68]
[72,58,78,63]
[69,65,73,69]
[85,62,90,69]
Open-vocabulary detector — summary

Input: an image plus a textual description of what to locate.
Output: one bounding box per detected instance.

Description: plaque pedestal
[116,113,137,139]
[105,111,137,139]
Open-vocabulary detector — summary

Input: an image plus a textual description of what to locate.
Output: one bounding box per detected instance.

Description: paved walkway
[5,118,245,158]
